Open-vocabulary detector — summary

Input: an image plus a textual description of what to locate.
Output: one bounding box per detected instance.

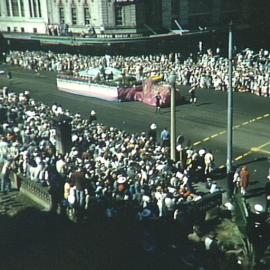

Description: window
[33,0,37,17]
[7,26,11,32]
[37,0,41,17]
[71,7,77,25]
[21,27,25,32]
[6,0,10,16]
[14,27,17,32]
[59,7,65,24]
[115,6,123,26]
[84,7,90,25]
[11,0,19,16]
[33,27,37,33]
[20,0,24,16]
[28,0,32,17]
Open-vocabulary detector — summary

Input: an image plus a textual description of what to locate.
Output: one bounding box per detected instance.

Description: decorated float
[56,67,184,106]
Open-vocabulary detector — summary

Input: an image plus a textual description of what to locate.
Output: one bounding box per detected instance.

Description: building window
[6,0,10,16]
[71,7,77,25]
[84,7,90,25]
[33,27,37,33]
[28,0,32,17]
[14,26,17,32]
[33,0,37,17]
[115,6,123,26]
[37,0,41,17]
[20,0,24,16]
[11,0,19,16]
[7,26,11,32]
[21,27,25,32]
[59,7,65,24]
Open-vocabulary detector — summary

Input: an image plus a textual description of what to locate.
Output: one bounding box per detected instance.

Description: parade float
[57,68,184,106]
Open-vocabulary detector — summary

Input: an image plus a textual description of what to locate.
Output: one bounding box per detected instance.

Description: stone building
[0,0,162,35]
[0,0,268,35]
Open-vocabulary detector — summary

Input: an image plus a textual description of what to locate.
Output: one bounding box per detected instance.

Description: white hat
[150,123,157,130]
[117,176,127,184]
[90,110,96,116]
[254,204,264,213]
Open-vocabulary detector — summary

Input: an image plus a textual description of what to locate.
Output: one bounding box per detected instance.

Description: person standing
[265,173,270,212]
[154,92,162,113]
[160,128,170,148]
[148,123,157,144]
[240,166,250,195]
[1,160,12,193]
[189,85,197,105]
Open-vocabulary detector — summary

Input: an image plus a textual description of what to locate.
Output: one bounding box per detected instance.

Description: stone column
[77,3,84,25]
[1,0,8,17]
[24,0,30,18]
[18,0,22,17]
[65,0,72,25]
[8,0,13,16]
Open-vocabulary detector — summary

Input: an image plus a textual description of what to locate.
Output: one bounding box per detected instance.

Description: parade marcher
[154,92,162,113]
[240,166,250,195]
[204,151,214,175]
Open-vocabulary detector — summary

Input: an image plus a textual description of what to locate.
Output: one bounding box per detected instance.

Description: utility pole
[169,72,177,161]
[227,22,233,174]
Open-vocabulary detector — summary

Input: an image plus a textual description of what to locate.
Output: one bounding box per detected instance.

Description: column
[1,0,8,17]
[8,0,13,16]
[18,0,22,17]
[24,0,30,18]
[65,1,72,25]
[77,3,84,25]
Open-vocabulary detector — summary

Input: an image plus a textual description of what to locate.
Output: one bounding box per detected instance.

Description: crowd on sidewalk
[3,47,270,97]
[0,87,219,219]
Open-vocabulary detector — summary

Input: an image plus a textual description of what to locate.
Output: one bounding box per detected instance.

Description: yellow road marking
[191,113,269,147]
[193,141,201,146]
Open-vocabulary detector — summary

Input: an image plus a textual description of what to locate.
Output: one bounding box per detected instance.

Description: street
[1,65,270,211]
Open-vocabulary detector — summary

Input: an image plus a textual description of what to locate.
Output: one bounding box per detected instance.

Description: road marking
[193,141,201,146]
[192,113,270,147]
[251,148,270,155]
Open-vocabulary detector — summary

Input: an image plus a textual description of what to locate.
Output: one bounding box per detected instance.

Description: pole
[227,22,233,174]
[170,83,176,161]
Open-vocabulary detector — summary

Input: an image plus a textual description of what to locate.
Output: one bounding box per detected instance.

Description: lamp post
[227,22,233,174]
[169,72,177,161]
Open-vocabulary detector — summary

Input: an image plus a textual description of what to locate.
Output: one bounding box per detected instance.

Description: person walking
[154,92,162,113]
[240,166,250,195]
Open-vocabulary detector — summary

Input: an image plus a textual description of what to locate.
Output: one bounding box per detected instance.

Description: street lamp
[169,72,177,161]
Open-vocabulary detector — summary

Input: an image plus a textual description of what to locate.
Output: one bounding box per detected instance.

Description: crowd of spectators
[4,47,270,97]
[0,87,219,223]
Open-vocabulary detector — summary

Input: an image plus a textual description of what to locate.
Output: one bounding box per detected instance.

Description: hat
[117,176,127,184]
[150,123,157,130]
[90,110,96,116]
[254,204,264,213]
[141,209,151,218]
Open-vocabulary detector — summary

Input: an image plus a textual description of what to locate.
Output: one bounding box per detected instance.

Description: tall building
[0,0,162,35]
[0,0,269,35]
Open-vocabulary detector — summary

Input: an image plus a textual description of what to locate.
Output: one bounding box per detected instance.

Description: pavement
[0,64,270,212]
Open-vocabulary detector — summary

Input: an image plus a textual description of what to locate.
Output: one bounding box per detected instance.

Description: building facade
[0,0,268,35]
[0,0,162,35]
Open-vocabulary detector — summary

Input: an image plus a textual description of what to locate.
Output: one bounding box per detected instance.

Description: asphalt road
[1,64,270,210]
